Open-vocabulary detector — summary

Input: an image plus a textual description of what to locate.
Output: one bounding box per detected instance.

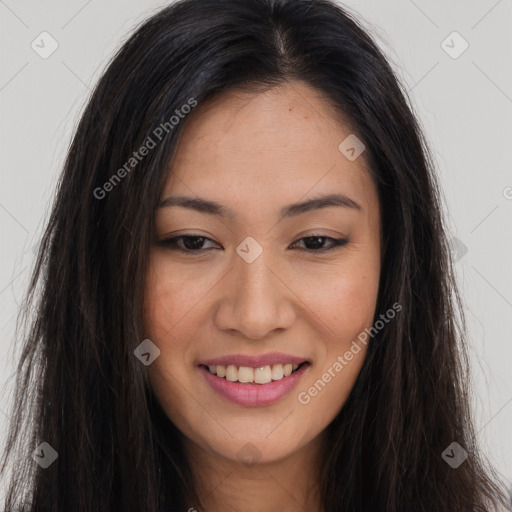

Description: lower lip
[198,364,310,407]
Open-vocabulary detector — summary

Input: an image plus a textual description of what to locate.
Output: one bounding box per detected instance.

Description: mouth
[198,360,311,407]
[199,361,311,385]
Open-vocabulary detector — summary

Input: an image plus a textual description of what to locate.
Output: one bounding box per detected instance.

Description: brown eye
[158,234,348,254]
[291,236,348,252]
[158,235,220,252]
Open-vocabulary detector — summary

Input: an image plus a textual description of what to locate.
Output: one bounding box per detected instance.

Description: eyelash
[157,234,348,254]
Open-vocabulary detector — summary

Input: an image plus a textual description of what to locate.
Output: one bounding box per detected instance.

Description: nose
[214,247,296,340]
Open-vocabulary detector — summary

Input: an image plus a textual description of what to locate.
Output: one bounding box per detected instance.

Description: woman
[1,0,510,510]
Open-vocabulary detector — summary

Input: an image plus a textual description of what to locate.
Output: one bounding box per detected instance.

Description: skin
[144,80,381,512]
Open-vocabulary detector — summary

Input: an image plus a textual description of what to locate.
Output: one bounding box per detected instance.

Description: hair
[1,0,510,510]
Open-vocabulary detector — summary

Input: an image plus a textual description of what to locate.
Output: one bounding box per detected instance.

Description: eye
[158,234,348,254]
[290,235,348,252]
[158,235,220,253]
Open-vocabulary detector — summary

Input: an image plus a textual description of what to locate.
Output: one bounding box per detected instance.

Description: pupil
[306,237,324,249]
[184,236,204,250]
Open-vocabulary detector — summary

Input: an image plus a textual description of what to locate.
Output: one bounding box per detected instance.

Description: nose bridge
[215,240,295,339]
[236,246,276,305]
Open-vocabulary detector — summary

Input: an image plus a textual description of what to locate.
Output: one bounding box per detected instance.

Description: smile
[202,362,307,384]
[198,362,311,407]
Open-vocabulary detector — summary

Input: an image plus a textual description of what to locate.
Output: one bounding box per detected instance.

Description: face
[143,80,381,466]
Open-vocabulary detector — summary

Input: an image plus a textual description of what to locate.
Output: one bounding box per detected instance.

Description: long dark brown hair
[1,0,510,510]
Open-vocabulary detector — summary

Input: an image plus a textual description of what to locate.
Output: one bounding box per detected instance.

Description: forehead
[162,81,377,215]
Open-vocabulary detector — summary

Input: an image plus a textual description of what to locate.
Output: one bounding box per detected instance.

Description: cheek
[293,256,380,339]
[143,252,214,338]
[293,257,378,421]
[142,256,201,386]
[298,349,367,428]
[296,277,374,427]
[143,258,204,430]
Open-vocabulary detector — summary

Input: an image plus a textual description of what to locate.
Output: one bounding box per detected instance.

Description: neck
[184,432,326,512]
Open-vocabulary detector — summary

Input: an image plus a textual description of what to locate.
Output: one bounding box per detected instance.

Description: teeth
[226,365,238,382]
[238,366,254,383]
[254,366,272,384]
[271,364,284,380]
[206,362,303,383]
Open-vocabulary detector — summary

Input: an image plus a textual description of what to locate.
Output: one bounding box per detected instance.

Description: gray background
[1,0,511,499]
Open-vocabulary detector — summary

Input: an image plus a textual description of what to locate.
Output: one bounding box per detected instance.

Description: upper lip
[198,352,310,368]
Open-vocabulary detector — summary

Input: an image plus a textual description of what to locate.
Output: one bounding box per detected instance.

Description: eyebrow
[157,193,362,220]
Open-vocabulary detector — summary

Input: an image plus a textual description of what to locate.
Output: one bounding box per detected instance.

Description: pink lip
[198,363,311,407]
[198,352,309,368]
